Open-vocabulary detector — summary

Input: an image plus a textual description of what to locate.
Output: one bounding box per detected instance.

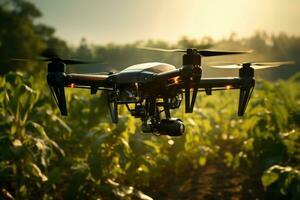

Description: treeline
[1,0,299,79]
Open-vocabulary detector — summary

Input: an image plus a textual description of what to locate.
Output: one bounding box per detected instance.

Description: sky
[31,0,300,45]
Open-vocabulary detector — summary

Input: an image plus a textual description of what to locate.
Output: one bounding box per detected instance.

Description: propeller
[138,47,252,57]
[11,57,96,65]
[210,61,295,69]
[42,48,97,64]
[11,48,98,65]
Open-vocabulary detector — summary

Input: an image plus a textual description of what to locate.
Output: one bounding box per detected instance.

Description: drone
[16,47,294,136]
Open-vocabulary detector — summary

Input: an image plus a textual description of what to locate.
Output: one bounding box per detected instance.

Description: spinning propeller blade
[11,47,98,65]
[210,61,295,69]
[11,57,97,65]
[197,50,252,57]
[137,47,185,52]
[138,47,251,57]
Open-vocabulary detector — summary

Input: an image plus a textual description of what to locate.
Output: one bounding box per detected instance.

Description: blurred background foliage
[0,0,299,199]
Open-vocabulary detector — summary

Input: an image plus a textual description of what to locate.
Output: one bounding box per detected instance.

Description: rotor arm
[65,73,111,89]
[169,77,244,92]
[198,77,243,89]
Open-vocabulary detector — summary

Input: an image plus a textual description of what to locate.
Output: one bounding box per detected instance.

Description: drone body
[44,48,293,136]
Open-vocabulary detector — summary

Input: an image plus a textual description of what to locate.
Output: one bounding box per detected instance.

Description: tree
[0,0,69,74]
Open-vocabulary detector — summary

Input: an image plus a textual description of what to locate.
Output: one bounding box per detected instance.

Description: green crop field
[1,72,299,199]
